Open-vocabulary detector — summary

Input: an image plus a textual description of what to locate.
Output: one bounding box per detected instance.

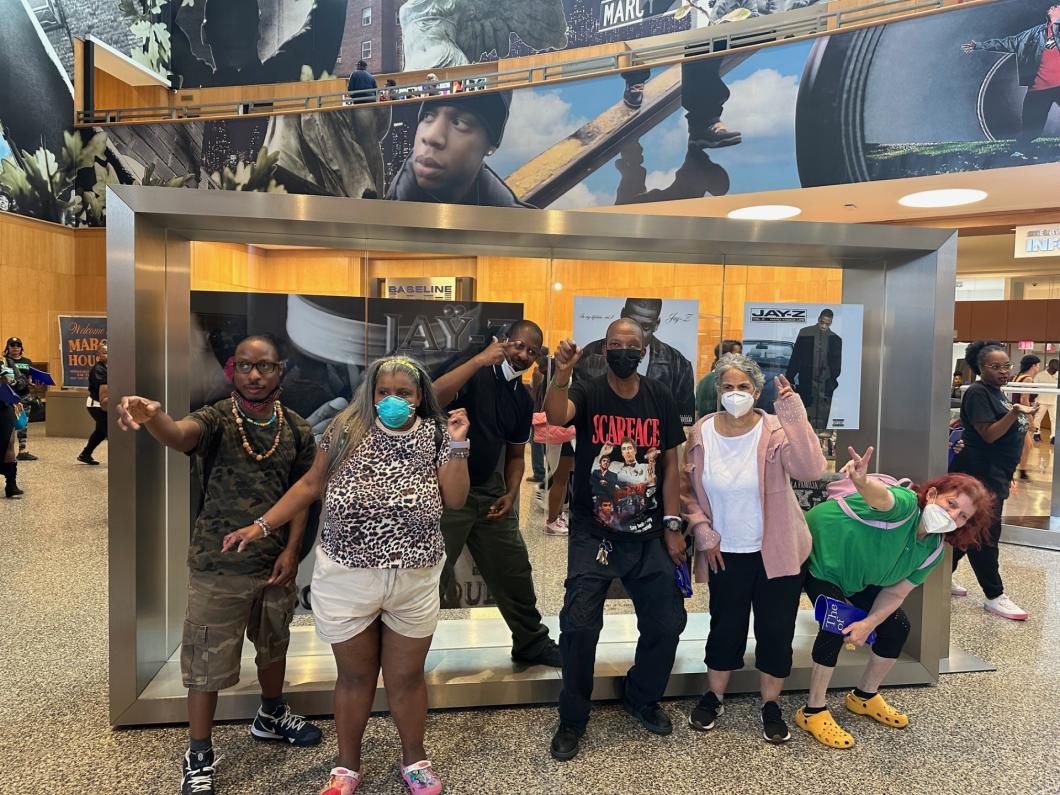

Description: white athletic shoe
[544,513,569,535]
[950,578,968,597]
[984,594,1029,621]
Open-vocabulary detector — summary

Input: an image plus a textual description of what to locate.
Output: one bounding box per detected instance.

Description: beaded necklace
[230,393,285,461]
[236,402,278,427]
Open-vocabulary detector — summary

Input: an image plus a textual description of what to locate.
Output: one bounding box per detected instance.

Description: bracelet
[550,378,571,390]
[254,517,272,538]
[450,439,470,449]
[450,448,471,459]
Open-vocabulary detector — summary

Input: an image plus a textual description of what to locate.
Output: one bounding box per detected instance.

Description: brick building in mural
[338,0,404,75]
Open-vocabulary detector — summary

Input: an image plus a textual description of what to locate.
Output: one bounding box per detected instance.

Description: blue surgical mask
[376,395,413,429]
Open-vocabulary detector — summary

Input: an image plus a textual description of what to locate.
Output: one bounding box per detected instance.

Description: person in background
[681,356,825,744]
[347,59,377,104]
[529,347,550,484]
[785,309,842,433]
[0,364,22,498]
[1013,354,1041,479]
[223,356,471,795]
[432,323,561,667]
[381,77,398,101]
[695,340,742,419]
[948,341,1036,620]
[117,335,321,795]
[78,341,108,465]
[797,447,992,748]
[3,337,36,461]
[1033,357,1058,442]
[544,319,686,761]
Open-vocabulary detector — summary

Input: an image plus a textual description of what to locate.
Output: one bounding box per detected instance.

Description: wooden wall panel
[953,300,972,341]
[1006,298,1049,342]
[94,69,171,112]
[0,214,106,385]
[1046,300,1060,341]
[968,300,1009,341]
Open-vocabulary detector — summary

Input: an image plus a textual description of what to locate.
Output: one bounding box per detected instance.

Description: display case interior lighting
[726,205,802,220]
[898,189,988,208]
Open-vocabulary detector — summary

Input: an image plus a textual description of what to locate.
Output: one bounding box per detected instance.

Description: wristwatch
[663,516,683,534]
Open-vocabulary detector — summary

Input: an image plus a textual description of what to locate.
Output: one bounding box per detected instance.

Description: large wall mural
[1,0,1058,228]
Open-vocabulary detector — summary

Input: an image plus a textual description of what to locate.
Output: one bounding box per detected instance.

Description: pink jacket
[680,393,826,582]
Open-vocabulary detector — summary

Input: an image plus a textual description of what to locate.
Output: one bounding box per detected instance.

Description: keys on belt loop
[596,539,614,566]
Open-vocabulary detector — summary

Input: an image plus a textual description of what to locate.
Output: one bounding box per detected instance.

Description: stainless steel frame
[107,185,971,727]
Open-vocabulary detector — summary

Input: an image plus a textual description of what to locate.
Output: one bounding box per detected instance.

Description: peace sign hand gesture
[773,374,795,401]
[840,446,874,486]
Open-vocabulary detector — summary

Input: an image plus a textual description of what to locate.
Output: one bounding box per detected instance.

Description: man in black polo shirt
[544,317,687,761]
[434,320,560,667]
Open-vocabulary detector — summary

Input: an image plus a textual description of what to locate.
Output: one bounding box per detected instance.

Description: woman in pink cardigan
[680,353,825,744]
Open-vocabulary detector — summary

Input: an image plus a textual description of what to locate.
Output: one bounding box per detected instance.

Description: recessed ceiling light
[726,205,802,220]
[898,189,987,208]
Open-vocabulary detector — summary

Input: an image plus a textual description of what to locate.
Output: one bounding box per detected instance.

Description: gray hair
[323,355,446,482]
[714,352,765,392]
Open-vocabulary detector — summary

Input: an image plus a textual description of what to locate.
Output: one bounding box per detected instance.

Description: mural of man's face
[1049,4,1060,22]
[412,105,492,202]
[622,302,662,349]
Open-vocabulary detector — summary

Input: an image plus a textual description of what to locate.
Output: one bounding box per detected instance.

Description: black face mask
[606,348,641,379]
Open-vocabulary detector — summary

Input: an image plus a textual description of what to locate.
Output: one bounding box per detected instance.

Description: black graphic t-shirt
[568,375,684,540]
[951,380,1026,496]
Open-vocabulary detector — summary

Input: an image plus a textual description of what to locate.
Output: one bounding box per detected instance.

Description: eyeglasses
[982,363,1013,372]
[233,360,281,375]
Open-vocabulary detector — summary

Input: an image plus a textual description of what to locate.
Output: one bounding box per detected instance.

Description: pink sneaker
[401,760,443,794]
[321,766,362,794]
[544,514,569,535]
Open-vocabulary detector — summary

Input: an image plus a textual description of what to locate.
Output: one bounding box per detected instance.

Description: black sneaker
[4,483,23,499]
[249,703,322,746]
[550,722,583,761]
[181,749,217,794]
[77,452,100,465]
[762,700,791,744]
[623,82,645,110]
[623,700,673,735]
[16,452,37,461]
[689,691,725,731]
[512,638,561,667]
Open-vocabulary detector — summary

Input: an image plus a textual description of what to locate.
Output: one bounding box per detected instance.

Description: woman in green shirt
[795,446,993,749]
[695,340,742,419]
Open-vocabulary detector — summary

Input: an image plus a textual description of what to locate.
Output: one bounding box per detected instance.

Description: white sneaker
[950,578,968,597]
[984,594,1029,621]
[544,515,569,535]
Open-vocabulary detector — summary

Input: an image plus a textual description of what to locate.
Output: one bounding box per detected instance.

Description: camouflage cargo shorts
[181,571,297,692]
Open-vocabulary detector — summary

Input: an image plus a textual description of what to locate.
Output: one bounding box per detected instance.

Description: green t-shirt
[186,399,316,576]
[806,486,944,596]
[695,372,718,419]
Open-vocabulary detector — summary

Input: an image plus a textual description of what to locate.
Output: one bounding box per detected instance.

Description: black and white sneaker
[181,749,217,794]
[762,700,791,744]
[250,703,322,746]
[688,691,724,731]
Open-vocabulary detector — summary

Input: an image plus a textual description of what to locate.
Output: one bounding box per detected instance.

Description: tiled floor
[3,436,1060,794]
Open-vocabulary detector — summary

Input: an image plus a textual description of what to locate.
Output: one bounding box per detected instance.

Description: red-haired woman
[795,447,992,749]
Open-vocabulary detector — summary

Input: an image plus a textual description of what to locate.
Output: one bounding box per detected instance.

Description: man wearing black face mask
[543,318,687,761]
[432,320,560,667]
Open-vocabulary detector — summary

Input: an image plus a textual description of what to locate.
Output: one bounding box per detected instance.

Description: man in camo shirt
[118,335,319,795]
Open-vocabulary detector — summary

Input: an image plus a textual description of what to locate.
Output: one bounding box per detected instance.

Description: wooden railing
[74,0,965,127]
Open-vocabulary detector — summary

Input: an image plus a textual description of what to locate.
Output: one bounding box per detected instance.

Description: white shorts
[311,546,444,644]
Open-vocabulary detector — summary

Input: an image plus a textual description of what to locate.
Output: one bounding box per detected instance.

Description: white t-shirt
[1034,370,1057,410]
[701,417,764,553]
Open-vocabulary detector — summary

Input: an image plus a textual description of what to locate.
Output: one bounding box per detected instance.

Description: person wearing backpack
[949,341,1037,619]
[117,335,321,795]
[681,354,826,744]
[796,447,993,749]
[223,355,471,795]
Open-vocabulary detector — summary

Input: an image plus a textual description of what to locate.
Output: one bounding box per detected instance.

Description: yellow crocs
[845,691,909,728]
[795,707,855,749]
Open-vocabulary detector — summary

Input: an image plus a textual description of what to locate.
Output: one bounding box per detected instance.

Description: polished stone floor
[3,436,1060,794]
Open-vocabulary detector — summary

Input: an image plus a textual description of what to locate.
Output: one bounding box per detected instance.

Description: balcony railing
[75,0,951,126]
